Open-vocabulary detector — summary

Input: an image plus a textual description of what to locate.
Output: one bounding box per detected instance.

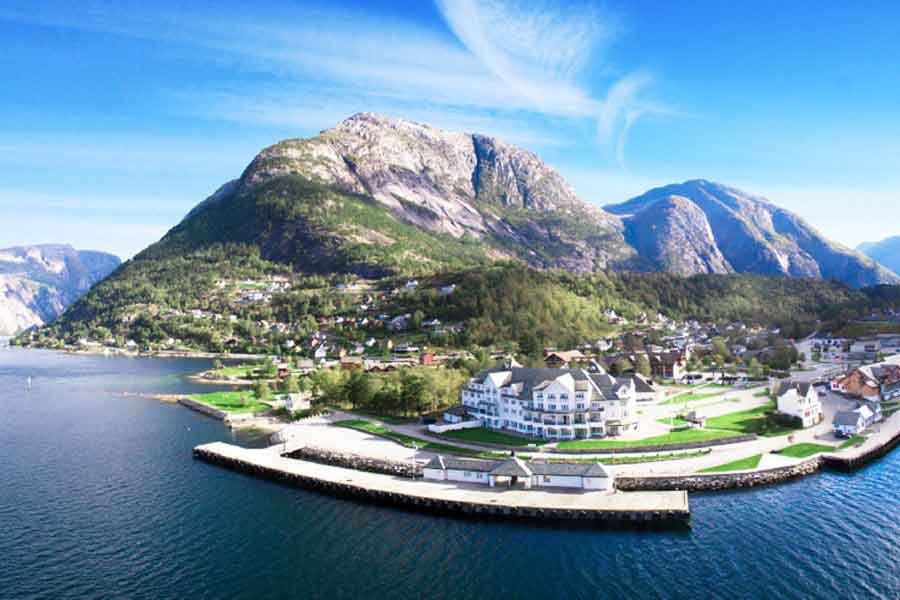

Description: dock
[193,442,690,525]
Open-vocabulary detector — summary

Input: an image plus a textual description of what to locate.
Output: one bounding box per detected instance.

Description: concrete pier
[193,442,690,525]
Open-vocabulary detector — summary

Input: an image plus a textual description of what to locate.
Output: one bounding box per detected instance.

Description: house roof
[489,457,533,477]
[774,380,813,397]
[423,456,496,472]
[833,410,863,426]
[473,367,640,402]
[529,462,612,477]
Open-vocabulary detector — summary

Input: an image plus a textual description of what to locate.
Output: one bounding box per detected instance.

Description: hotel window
[560,394,568,400]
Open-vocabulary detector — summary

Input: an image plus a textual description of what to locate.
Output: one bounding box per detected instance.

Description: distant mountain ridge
[858,236,900,277]
[23,114,900,345]
[605,180,898,287]
[0,244,120,335]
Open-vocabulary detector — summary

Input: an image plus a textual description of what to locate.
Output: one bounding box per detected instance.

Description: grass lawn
[334,420,482,457]
[704,403,799,438]
[775,443,835,458]
[217,365,254,378]
[838,435,867,450]
[440,427,544,446]
[753,390,771,398]
[662,391,725,405]
[356,411,415,425]
[556,428,742,450]
[189,390,270,414]
[699,454,763,473]
[656,417,688,427]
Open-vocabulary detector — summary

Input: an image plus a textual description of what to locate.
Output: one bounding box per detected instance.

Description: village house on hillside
[832,363,900,402]
[457,364,642,440]
[773,380,823,428]
[543,350,588,369]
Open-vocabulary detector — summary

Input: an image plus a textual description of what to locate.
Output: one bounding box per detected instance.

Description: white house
[773,380,823,428]
[459,365,640,441]
[423,456,614,491]
[833,407,872,437]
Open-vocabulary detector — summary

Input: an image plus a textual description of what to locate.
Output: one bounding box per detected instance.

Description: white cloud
[436,0,669,163]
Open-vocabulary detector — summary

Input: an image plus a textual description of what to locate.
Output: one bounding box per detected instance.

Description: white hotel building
[460,366,640,440]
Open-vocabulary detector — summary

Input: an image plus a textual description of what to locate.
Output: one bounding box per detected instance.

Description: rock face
[858,236,900,277]
[217,112,634,272]
[606,180,899,287]
[0,245,120,335]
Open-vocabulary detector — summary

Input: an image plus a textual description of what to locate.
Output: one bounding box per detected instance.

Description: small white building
[773,380,823,428]
[423,456,614,492]
[833,406,873,437]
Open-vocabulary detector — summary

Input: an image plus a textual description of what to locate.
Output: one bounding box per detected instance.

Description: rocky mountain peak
[235,112,618,242]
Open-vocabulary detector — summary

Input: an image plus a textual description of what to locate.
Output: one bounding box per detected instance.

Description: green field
[333,420,482,457]
[440,427,544,447]
[656,417,688,427]
[775,443,834,458]
[704,402,800,437]
[189,390,270,414]
[699,454,763,473]
[837,435,866,450]
[662,391,725,405]
[555,428,742,450]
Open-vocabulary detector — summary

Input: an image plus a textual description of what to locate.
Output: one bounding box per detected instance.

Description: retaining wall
[618,459,822,492]
[193,446,690,526]
[284,446,420,478]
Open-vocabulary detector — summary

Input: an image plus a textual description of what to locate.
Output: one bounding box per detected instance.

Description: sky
[2,0,900,258]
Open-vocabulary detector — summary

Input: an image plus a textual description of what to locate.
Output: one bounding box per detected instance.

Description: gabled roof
[489,457,533,477]
[833,410,864,426]
[424,456,496,472]
[529,462,612,477]
[774,380,813,397]
[472,366,638,401]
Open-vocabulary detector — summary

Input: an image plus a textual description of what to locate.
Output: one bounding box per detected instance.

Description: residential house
[773,380,823,428]
[544,350,587,369]
[832,363,900,401]
[833,406,873,437]
[423,456,614,491]
[460,366,640,440]
[648,350,687,380]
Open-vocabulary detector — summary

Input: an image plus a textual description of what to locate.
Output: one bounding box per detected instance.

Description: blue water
[1,347,898,599]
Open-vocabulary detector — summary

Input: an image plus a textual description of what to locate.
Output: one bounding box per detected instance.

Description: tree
[711,337,730,361]
[635,354,652,377]
[747,358,764,380]
[213,359,223,370]
[260,357,277,379]
[281,373,300,394]
[253,380,271,401]
[345,371,376,410]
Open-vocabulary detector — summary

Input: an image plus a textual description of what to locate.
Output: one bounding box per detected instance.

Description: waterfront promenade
[194,442,690,523]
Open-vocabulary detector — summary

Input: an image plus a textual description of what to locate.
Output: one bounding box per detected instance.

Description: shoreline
[193,442,691,527]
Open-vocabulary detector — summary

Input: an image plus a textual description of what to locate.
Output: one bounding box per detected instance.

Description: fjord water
[1,348,898,600]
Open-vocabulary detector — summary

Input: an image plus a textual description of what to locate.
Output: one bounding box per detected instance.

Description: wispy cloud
[0,0,670,162]
[436,0,669,165]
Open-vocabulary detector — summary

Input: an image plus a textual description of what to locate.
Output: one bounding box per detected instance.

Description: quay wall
[177,398,256,423]
[193,446,690,526]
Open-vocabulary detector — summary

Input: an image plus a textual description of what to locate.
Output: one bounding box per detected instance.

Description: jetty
[193,442,690,525]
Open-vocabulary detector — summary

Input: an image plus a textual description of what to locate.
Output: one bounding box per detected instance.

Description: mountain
[858,237,900,277]
[0,245,120,335]
[605,180,899,287]
[23,114,900,349]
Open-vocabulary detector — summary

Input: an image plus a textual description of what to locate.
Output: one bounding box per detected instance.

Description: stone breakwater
[284,446,421,478]
[618,459,821,492]
[193,443,690,526]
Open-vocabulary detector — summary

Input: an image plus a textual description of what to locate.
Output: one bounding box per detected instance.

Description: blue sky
[3,0,900,258]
